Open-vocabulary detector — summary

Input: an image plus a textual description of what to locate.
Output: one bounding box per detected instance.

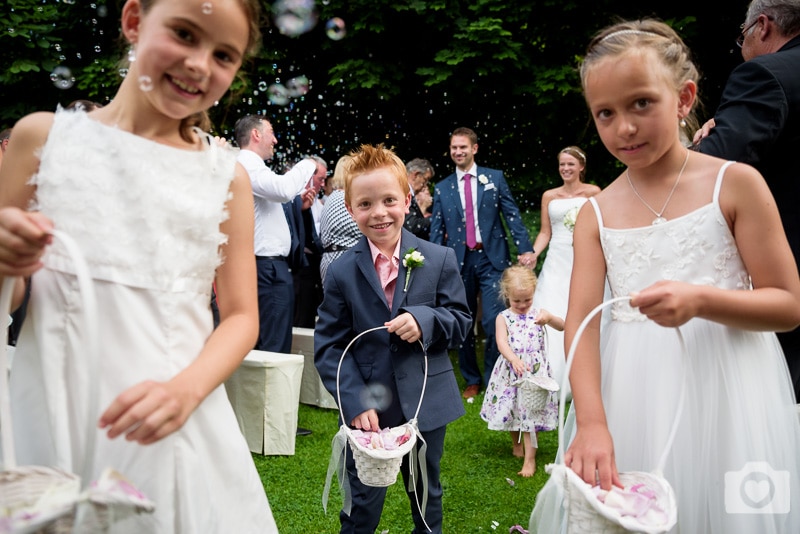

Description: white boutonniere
[478,174,489,185]
[402,248,425,292]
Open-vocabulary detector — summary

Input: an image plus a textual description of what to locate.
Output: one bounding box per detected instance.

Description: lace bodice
[33,109,237,292]
[548,197,586,244]
[590,162,751,322]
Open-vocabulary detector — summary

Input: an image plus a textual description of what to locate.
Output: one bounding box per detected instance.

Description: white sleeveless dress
[9,109,278,533]
[532,197,586,390]
[531,162,800,533]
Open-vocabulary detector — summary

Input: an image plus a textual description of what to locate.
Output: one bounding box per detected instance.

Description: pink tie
[463,173,477,248]
[376,254,395,309]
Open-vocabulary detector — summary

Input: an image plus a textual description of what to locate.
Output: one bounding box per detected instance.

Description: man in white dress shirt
[234,114,324,352]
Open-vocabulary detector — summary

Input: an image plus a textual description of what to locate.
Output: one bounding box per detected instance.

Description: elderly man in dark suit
[430,127,535,398]
[694,0,800,399]
[403,158,435,240]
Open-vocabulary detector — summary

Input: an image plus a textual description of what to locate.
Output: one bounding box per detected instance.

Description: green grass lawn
[253,348,558,533]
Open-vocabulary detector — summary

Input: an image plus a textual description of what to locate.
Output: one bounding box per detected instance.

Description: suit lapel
[445,174,464,221]
[392,231,419,313]
[475,166,486,218]
[354,240,388,309]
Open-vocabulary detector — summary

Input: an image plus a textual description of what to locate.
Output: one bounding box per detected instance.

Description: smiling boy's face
[346,167,410,255]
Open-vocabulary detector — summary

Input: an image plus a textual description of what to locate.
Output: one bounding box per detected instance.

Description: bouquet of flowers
[563,206,579,233]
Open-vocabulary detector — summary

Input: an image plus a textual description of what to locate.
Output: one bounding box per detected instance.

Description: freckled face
[508,286,534,315]
[346,168,411,250]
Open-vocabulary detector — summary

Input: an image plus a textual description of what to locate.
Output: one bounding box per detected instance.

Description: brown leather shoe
[462,384,480,399]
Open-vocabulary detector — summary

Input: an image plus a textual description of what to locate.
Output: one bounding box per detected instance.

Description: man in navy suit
[694,0,800,399]
[315,145,471,533]
[430,127,536,398]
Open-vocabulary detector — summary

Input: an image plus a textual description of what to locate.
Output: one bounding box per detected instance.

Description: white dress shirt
[237,149,315,257]
[456,163,483,243]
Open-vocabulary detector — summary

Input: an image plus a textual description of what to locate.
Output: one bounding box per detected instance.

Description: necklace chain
[626,151,690,225]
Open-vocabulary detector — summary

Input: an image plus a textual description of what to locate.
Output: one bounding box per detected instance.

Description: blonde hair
[499,265,538,304]
[330,155,353,190]
[559,146,587,181]
[344,145,409,206]
[580,19,701,138]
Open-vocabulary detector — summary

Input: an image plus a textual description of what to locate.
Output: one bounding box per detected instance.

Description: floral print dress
[480,309,558,432]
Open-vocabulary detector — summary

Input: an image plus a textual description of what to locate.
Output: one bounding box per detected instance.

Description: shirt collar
[368,238,401,266]
[457,164,478,180]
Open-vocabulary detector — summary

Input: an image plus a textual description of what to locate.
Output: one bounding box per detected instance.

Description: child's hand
[534,309,553,326]
[630,281,698,327]
[534,308,565,331]
[564,422,622,491]
[98,380,201,445]
[385,312,422,343]
[350,409,379,432]
[0,207,54,276]
[510,356,527,377]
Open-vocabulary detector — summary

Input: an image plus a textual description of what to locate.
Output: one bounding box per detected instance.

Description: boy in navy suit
[315,145,471,533]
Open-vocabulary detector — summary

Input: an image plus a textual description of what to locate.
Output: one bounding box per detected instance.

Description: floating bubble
[273,0,317,37]
[325,17,346,40]
[285,75,309,97]
[201,2,212,15]
[97,5,108,17]
[257,80,268,92]
[138,75,154,92]
[358,383,392,412]
[50,66,74,90]
[118,67,128,78]
[63,0,75,4]
[268,84,290,106]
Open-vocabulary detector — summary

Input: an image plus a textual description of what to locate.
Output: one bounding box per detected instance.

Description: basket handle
[0,230,98,487]
[335,325,427,427]
[557,296,686,475]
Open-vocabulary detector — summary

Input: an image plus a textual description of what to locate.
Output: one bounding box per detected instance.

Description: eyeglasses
[736,20,758,47]
[736,14,772,47]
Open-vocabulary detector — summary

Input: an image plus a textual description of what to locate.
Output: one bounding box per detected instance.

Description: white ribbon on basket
[547,295,685,534]
[322,325,431,532]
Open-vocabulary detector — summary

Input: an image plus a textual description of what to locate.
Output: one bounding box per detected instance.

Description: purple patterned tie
[463,173,477,248]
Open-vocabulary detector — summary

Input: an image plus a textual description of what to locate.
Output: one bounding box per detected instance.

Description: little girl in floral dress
[480,265,564,477]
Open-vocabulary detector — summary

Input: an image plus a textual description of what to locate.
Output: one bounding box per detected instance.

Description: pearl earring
[127,46,136,63]
[679,118,687,128]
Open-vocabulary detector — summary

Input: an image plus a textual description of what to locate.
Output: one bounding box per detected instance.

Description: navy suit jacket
[429,166,533,271]
[697,35,800,264]
[314,230,471,432]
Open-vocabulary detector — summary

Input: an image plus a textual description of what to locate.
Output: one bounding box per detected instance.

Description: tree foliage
[0,0,748,210]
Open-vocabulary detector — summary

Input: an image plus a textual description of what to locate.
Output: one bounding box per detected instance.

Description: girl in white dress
[532,19,800,533]
[531,146,600,390]
[0,0,278,532]
[481,266,564,477]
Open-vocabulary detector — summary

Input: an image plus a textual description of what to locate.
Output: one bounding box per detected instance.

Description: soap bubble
[268,84,290,106]
[325,17,346,40]
[286,75,309,97]
[273,0,317,37]
[50,66,75,90]
[138,75,154,92]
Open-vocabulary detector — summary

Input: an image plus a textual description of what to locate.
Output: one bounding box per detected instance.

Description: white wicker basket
[518,373,560,413]
[335,326,426,488]
[553,296,683,534]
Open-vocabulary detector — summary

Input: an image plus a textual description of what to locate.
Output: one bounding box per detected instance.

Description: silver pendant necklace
[627,151,690,225]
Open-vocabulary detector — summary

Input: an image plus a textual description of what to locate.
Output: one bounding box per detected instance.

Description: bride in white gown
[531,147,600,391]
